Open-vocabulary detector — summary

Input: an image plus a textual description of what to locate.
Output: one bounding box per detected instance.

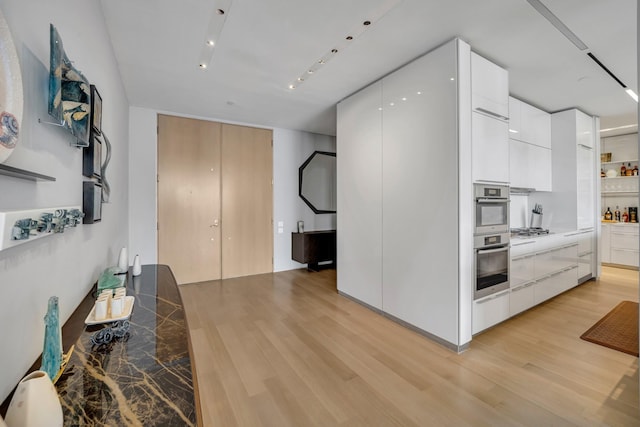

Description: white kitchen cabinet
[471,52,509,120]
[509,97,551,148]
[529,144,552,191]
[337,81,383,309]
[549,109,598,232]
[601,223,611,263]
[472,112,509,183]
[534,267,578,304]
[338,39,474,349]
[574,229,594,281]
[511,252,535,287]
[510,281,535,316]
[473,290,510,334]
[576,145,595,229]
[609,224,639,267]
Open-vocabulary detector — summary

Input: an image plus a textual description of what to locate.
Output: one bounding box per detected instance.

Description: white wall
[127,109,336,273]
[0,0,129,403]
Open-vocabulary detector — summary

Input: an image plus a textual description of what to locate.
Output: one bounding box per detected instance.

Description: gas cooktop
[510,227,550,237]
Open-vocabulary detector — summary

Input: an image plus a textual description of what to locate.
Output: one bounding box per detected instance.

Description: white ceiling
[99,0,637,136]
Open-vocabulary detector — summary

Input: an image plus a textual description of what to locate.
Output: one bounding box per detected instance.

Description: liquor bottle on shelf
[621,163,627,176]
[604,207,613,221]
[614,206,621,222]
[634,165,638,176]
[626,163,633,176]
[601,168,606,178]
[622,208,629,222]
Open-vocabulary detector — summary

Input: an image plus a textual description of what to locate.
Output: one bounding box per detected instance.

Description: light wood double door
[157,114,273,284]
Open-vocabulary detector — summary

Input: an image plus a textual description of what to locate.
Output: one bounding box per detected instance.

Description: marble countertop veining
[56,265,197,426]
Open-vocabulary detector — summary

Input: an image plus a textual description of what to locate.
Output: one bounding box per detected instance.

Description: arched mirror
[299,151,336,214]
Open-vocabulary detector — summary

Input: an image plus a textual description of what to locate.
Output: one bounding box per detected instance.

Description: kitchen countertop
[55,265,197,426]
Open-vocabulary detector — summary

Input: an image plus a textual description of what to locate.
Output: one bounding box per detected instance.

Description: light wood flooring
[179,266,639,426]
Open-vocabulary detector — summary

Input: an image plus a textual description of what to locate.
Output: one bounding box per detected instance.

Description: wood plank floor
[179,266,639,426]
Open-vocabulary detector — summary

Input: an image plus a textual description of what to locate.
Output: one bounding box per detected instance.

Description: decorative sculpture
[40,297,62,382]
[40,296,73,384]
[100,131,112,203]
[10,209,84,241]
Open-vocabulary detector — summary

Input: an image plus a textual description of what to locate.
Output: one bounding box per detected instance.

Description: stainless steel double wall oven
[474,183,510,300]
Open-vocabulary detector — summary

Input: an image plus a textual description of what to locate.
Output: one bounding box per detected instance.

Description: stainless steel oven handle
[477,246,509,255]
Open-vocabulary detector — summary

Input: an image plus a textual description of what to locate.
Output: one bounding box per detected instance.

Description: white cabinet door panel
[511,254,535,287]
[601,224,611,263]
[509,139,528,188]
[611,249,639,267]
[578,253,592,278]
[473,290,510,334]
[529,144,552,191]
[472,112,509,183]
[510,282,535,316]
[611,231,640,250]
[471,52,509,119]
[576,146,594,229]
[337,81,383,309]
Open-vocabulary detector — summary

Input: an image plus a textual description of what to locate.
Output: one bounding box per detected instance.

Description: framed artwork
[83,181,102,224]
[90,84,102,136]
[48,24,90,146]
[83,135,101,178]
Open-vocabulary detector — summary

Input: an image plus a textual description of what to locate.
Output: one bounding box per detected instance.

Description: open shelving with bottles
[601,133,639,195]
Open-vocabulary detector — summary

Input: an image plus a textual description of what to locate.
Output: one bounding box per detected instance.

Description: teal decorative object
[97,266,126,294]
[41,297,62,383]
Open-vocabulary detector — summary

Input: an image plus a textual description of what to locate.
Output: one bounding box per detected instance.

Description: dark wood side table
[292,230,336,271]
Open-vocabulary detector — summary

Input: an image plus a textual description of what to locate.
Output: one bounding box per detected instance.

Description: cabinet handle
[612,248,639,253]
[476,290,510,303]
[512,254,535,261]
[512,240,535,247]
[512,282,535,292]
[577,144,592,149]
[560,243,579,249]
[474,107,509,121]
[611,232,638,236]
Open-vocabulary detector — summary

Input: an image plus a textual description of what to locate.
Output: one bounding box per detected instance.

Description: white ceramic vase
[117,247,128,272]
[5,371,63,427]
[132,254,141,276]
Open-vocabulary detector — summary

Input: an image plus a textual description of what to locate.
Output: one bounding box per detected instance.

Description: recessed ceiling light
[297,77,304,82]
[389,102,395,106]
[416,91,422,95]
[199,63,207,69]
[287,0,401,89]
[401,97,407,101]
[288,84,295,90]
[206,40,215,46]
[450,77,455,81]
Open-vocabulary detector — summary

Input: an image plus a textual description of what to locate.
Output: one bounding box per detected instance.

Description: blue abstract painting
[48,24,90,145]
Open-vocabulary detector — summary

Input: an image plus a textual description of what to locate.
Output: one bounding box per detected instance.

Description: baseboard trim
[337,290,470,354]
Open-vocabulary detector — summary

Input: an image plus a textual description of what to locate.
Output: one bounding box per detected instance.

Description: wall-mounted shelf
[0,164,56,181]
[0,206,82,252]
[602,159,638,166]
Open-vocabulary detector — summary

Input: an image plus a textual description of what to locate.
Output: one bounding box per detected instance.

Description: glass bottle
[627,163,633,176]
[622,208,629,222]
[614,206,621,222]
[601,168,606,178]
[621,163,627,176]
[604,207,613,221]
[634,165,638,176]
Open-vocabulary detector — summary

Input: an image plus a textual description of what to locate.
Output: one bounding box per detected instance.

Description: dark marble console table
[2,264,199,426]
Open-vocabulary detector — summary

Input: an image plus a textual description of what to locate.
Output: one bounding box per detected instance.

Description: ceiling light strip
[526,0,588,51]
[288,0,403,89]
[198,0,233,70]
[587,53,627,88]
